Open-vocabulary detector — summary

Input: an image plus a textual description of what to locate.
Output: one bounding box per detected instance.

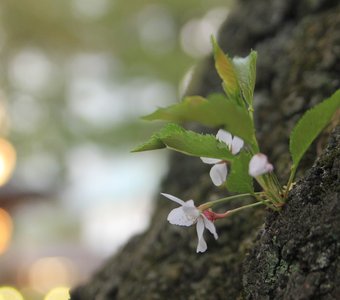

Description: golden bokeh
[0,287,24,300]
[0,138,16,187]
[44,287,70,300]
[0,208,12,255]
[29,257,74,294]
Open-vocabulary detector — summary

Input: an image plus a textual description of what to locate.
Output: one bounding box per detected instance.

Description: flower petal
[167,207,195,226]
[183,199,196,208]
[249,153,274,177]
[161,193,185,206]
[200,157,221,164]
[202,215,218,240]
[210,163,228,186]
[216,129,232,148]
[183,200,200,221]
[196,217,207,253]
[231,136,244,155]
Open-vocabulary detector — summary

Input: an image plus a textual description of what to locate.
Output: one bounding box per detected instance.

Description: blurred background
[0,0,232,299]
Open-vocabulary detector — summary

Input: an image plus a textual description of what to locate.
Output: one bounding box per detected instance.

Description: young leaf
[226,152,254,193]
[143,96,208,122]
[289,89,340,167]
[131,123,184,152]
[232,51,257,105]
[143,94,254,144]
[132,123,234,160]
[211,36,240,97]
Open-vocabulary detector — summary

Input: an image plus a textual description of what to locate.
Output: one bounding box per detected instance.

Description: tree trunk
[71,0,340,299]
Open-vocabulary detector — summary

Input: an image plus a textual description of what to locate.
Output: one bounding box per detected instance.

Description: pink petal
[167,207,195,226]
[196,217,207,253]
[216,129,232,147]
[210,163,228,186]
[249,153,274,177]
[202,215,218,239]
[182,200,200,221]
[200,157,221,164]
[231,136,244,155]
[161,193,185,206]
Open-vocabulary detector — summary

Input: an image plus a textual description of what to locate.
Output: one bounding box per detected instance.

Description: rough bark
[71,0,340,299]
[243,127,340,300]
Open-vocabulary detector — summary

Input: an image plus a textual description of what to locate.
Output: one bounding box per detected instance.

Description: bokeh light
[28,257,75,294]
[0,1,233,298]
[180,7,229,58]
[44,287,70,300]
[9,49,53,92]
[0,94,9,134]
[71,0,110,20]
[0,287,24,300]
[137,5,176,55]
[0,208,12,255]
[0,138,16,186]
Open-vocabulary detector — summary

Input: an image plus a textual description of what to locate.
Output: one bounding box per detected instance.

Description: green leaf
[226,152,254,193]
[143,94,254,144]
[289,89,340,167]
[143,95,208,122]
[232,50,257,105]
[211,36,240,97]
[132,123,234,160]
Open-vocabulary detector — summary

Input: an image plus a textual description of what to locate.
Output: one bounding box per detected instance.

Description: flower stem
[227,199,271,215]
[284,165,296,199]
[199,192,263,210]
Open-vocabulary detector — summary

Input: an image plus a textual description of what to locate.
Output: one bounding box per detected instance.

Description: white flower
[161,193,218,253]
[249,153,274,177]
[201,129,244,186]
